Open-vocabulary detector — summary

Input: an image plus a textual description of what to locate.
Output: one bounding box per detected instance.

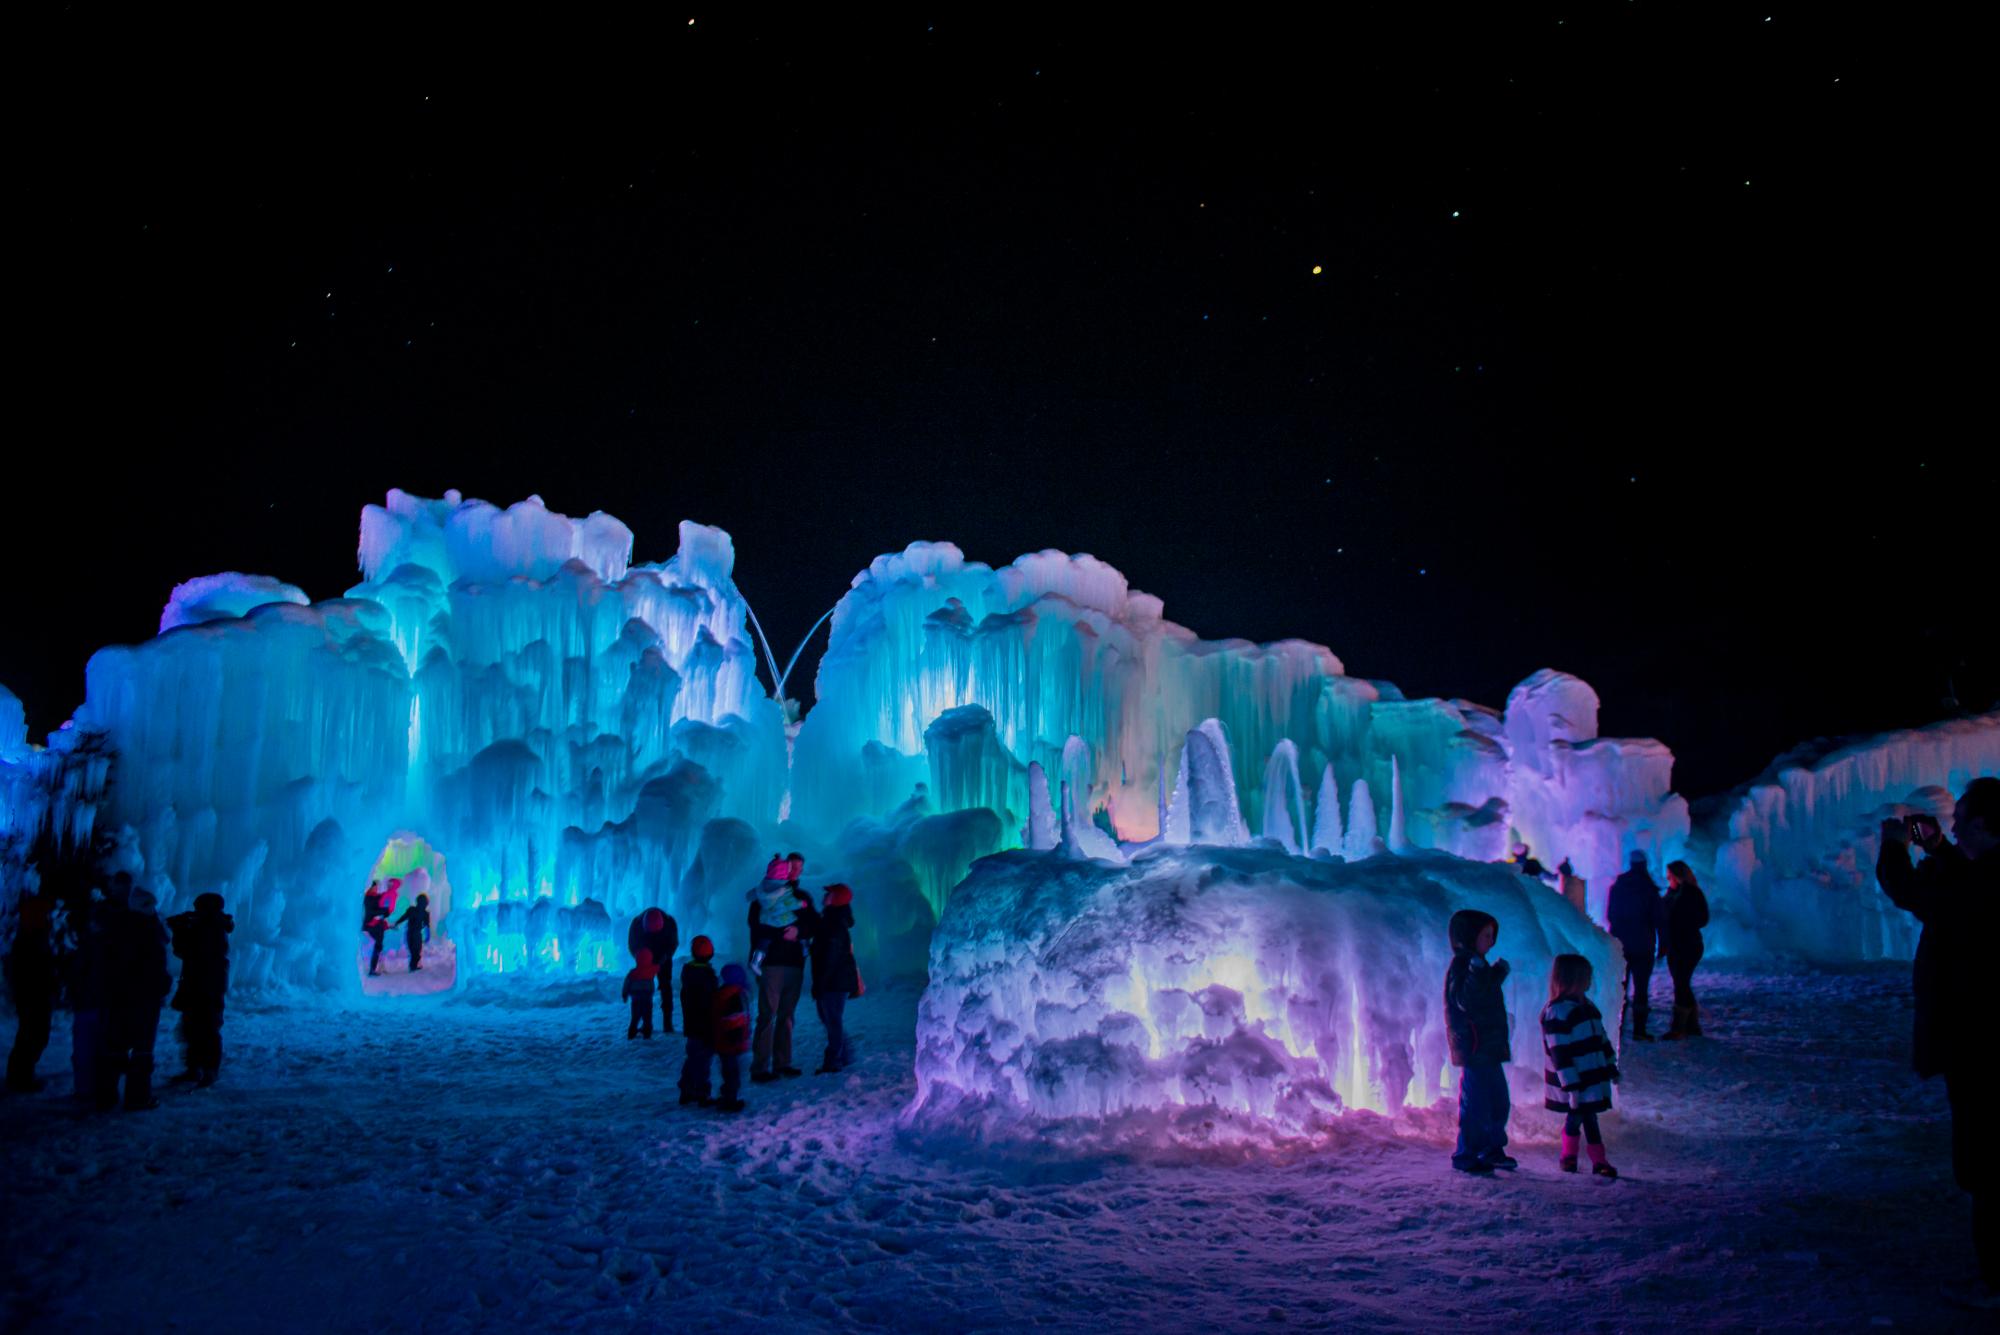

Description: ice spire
[1311,762,1343,856]
[1161,744,1192,845]
[1344,779,1380,860]
[1058,779,1125,863]
[1185,719,1248,847]
[1261,739,1306,854]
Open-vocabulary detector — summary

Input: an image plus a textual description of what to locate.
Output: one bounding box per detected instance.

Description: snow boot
[1482,1153,1519,1171]
[1586,1144,1617,1179]
[678,1090,702,1106]
[715,1098,746,1114]
[780,1066,804,1078]
[1451,1157,1494,1175]
[1559,1132,1580,1173]
[751,1070,779,1085]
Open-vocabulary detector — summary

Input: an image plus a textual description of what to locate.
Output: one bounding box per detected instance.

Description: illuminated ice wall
[790,542,1689,908]
[1689,711,2000,961]
[25,490,785,992]
[909,843,1624,1148]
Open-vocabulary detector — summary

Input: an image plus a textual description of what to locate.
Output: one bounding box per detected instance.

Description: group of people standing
[3,873,232,1106]
[360,878,431,976]
[1445,847,1713,1178]
[617,852,864,1115]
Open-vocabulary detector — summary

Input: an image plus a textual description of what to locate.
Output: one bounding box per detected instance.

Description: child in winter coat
[1542,954,1620,1178]
[166,892,232,1087]
[1444,908,1515,1174]
[713,962,753,1112]
[623,949,659,1039]
[394,893,431,973]
[678,936,720,1105]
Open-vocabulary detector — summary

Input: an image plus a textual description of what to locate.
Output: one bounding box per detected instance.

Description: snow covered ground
[0,966,1987,1333]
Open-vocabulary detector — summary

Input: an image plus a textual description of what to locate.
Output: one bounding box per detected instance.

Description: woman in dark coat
[808,884,861,1074]
[1662,860,1711,1039]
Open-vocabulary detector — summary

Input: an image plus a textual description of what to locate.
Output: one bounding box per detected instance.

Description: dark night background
[7,10,1988,798]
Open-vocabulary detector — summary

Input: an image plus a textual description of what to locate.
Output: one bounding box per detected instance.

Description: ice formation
[909,844,1623,1147]
[1688,711,2000,960]
[6,491,787,992]
[3,490,1701,998]
[791,543,1689,905]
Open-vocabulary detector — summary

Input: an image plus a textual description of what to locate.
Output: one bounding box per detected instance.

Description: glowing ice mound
[908,845,1623,1149]
[159,573,310,633]
[1690,710,2000,961]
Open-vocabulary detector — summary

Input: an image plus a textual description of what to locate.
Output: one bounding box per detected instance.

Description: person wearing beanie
[809,884,864,1074]
[167,892,233,1088]
[1444,907,1514,1173]
[713,962,753,1113]
[393,893,432,973]
[626,906,680,1032]
[1604,850,1664,1040]
[678,936,721,1105]
[748,861,820,1082]
[622,949,659,1040]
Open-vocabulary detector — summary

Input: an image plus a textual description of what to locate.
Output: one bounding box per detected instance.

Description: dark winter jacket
[1662,882,1709,962]
[749,887,818,970]
[1879,839,2000,1079]
[627,909,678,968]
[809,904,860,999]
[1541,996,1618,1114]
[621,968,656,1002]
[714,979,752,1056]
[106,902,172,1015]
[681,959,719,1039]
[395,902,431,944]
[3,894,56,1003]
[167,903,233,1012]
[1443,909,1510,1066]
[1604,868,1663,960]
[362,888,390,931]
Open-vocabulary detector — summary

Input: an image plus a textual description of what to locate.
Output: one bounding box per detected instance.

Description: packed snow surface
[911,846,1623,1147]
[1,967,1988,1332]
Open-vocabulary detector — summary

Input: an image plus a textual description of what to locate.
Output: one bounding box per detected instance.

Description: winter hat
[644,907,666,932]
[1628,849,1648,866]
[415,893,429,906]
[1447,908,1499,953]
[765,856,794,882]
[691,935,714,961]
[823,884,853,908]
[721,962,748,988]
[194,892,225,915]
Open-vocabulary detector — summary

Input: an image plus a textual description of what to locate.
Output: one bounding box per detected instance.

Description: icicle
[1261,739,1305,854]
[1025,761,1058,850]
[1344,779,1380,860]
[1311,762,1343,856]
[1388,755,1410,853]
[1185,719,1248,847]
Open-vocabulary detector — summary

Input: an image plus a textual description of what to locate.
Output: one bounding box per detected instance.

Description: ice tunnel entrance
[358,835,457,997]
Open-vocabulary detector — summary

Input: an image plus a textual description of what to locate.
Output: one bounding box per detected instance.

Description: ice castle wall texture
[17,491,787,992]
[908,845,1624,1148]
[1688,712,2000,961]
[791,542,1690,917]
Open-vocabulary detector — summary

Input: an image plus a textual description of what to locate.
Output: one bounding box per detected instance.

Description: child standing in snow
[678,936,719,1106]
[713,962,752,1112]
[1541,954,1620,1178]
[623,949,659,1040]
[1444,908,1516,1173]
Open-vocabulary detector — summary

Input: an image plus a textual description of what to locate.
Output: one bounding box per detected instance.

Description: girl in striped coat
[1542,954,1620,1178]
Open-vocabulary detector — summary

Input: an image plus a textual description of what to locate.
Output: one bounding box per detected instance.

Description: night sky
[9,11,1989,797]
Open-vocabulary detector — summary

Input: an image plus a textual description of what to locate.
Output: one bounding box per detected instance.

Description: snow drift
[908,845,1623,1149]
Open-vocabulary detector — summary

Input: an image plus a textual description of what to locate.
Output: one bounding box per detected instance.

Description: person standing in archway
[361,880,393,977]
